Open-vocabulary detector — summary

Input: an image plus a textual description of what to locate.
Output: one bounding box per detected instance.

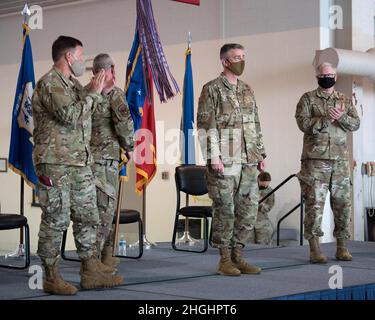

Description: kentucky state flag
[8,23,37,189]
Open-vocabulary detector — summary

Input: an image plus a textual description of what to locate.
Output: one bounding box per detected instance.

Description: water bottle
[119,235,127,256]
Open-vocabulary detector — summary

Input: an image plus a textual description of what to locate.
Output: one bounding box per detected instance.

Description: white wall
[315,0,375,243]
[351,0,375,241]
[2,0,363,253]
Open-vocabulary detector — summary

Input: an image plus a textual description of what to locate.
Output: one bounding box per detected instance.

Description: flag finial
[187,32,192,49]
[21,4,31,24]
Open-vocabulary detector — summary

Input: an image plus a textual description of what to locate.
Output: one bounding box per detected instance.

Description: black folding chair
[114,209,143,260]
[0,214,30,269]
[61,209,143,261]
[172,165,212,253]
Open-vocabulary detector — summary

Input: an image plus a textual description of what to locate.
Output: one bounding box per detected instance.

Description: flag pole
[142,185,156,248]
[6,4,31,259]
[20,178,24,243]
[112,179,124,256]
[18,3,31,255]
[177,32,199,246]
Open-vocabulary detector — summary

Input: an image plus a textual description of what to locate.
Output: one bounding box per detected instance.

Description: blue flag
[125,33,145,133]
[120,33,146,180]
[180,48,196,165]
[8,23,37,189]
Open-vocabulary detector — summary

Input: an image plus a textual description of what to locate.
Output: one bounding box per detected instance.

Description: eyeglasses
[317,74,336,78]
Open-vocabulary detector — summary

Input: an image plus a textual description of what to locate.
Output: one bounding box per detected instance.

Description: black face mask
[318,77,336,89]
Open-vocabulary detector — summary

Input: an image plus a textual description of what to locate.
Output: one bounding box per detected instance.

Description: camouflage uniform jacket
[295,88,360,161]
[197,73,266,166]
[85,86,134,161]
[32,67,103,166]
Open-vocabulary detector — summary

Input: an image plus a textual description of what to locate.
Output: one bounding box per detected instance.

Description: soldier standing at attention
[295,62,360,264]
[197,43,266,276]
[87,53,134,268]
[33,36,123,295]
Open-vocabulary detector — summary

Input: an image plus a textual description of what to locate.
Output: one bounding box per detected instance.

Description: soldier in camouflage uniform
[249,172,274,245]
[32,36,122,295]
[198,44,266,276]
[86,54,134,268]
[295,62,360,264]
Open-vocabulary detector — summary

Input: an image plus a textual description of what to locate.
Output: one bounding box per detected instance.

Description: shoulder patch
[112,95,124,108]
[49,86,65,94]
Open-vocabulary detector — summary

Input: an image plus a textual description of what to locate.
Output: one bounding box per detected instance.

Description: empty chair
[0,214,30,269]
[61,209,143,261]
[172,165,212,253]
[113,209,143,259]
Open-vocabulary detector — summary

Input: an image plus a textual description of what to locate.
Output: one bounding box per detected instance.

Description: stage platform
[0,241,374,300]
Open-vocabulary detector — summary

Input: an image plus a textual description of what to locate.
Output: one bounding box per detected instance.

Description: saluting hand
[90,69,106,94]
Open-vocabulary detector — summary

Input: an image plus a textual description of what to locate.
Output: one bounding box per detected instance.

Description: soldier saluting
[86,53,134,269]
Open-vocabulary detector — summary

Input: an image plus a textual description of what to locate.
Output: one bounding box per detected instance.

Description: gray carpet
[0,241,374,300]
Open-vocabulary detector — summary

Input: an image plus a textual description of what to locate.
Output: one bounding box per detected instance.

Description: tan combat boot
[336,239,353,261]
[43,262,78,295]
[217,248,241,276]
[231,246,262,274]
[80,257,116,274]
[101,245,120,268]
[80,256,123,290]
[309,237,328,264]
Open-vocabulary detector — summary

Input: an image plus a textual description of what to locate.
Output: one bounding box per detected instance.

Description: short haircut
[316,62,337,75]
[220,43,244,60]
[52,35,83,63]
[258,171,271,182]
[93,53,115,73]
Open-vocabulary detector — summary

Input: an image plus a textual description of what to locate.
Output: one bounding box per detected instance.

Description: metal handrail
[259,174,304,246]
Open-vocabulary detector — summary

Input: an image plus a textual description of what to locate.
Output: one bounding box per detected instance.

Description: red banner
[173,0,200,6]
[135,67,157,194]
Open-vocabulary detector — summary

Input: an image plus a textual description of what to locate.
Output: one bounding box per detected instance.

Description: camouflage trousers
[206,164,259,249]
[297,160,352,241]
[248,212,274,245]
[92,160,119,252]
[36,164,99,266]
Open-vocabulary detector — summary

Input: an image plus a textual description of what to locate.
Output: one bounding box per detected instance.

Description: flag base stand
[134,186,156,249]
[176,215,199,246]
[177,231,199,246]
[129,235,157,250]
[129,235,156,250]
[5,244,25,259]
[143,235,157,248]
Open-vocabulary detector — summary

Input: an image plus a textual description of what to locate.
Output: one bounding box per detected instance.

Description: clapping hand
[329,99,345,122]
